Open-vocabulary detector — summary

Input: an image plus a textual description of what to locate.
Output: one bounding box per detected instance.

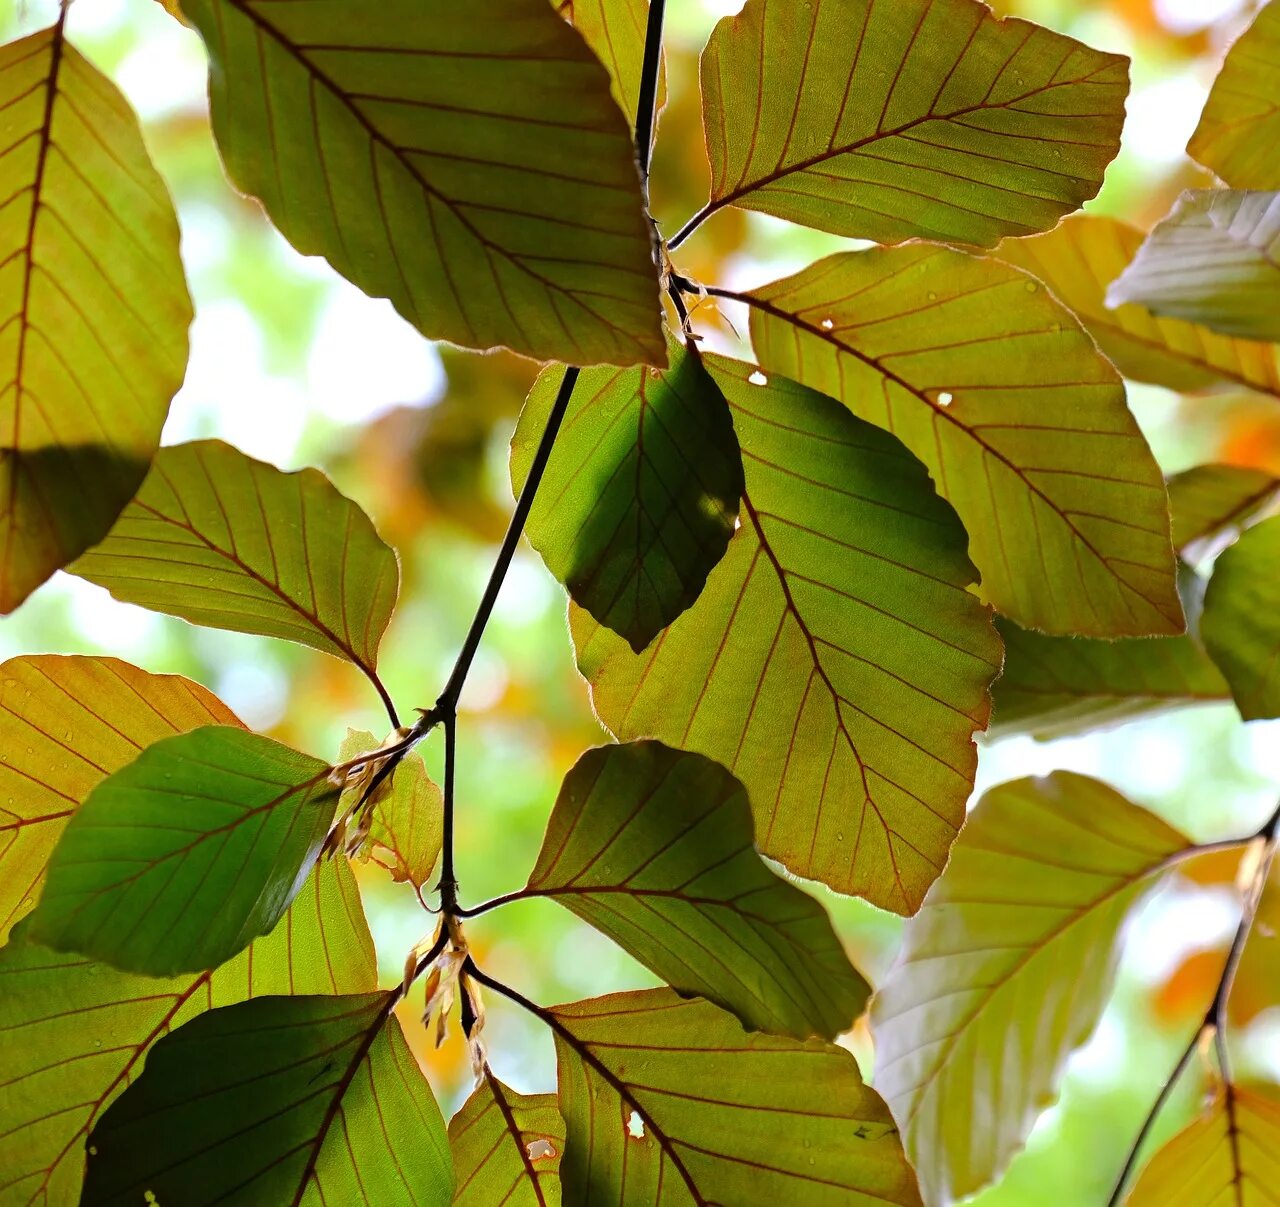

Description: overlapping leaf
[557,0,661,122]
[71,441,399,684]
[1188,1,1280,189]
[83,993,453,1206]
[1107,191,1280,341]
[513,335,742,651]
[871,773,1191,1205]
[573,355,999,915]
[1168,463,1280,563]
[1128,1085,1280,1205]
[996,214,1280,397]
[450,1072,564,1207]
[1201,515,1280,720]
[29,726,339,974]
[0,859,376,1207]
[691,0,1127,248]
[746,245,1182,636]
[180,0,661,366]
[0,654,239,943]
[528,741,868,1039]
[0,24,191,611]
[552,989,921,1206]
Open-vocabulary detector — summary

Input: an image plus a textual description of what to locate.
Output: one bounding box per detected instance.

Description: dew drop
[88,1146,97,1157]
[748,370,768,386]
[93,1040,102,1049]
[927,291,938,302]
[820,318,834,330]
[936,391,954,407]
[1024,281,1038,293]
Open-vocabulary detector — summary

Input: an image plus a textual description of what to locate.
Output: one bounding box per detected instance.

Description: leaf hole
[627,1109,645,1139]
[747,370,768,386]
[820,318,834,330]
[526,1137,557,1162]
[936,391,954,407]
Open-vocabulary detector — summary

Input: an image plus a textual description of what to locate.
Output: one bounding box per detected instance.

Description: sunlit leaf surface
[557,0,660,122]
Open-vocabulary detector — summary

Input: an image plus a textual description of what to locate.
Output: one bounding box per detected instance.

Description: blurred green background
[2,0,1278,1201]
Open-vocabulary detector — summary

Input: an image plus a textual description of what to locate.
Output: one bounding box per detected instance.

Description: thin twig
[634,0,666,186]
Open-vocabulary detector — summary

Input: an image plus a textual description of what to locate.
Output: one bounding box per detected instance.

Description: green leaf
[339,728,442,889]
[29,726,340,975]
[557,0,661,122]
[0,24,191,612]
[0,858,376,1206]
[690,0,1126,248]
[746,246,1182,637]
[989,616,1228,739]
[1128,1085,1280,1206]
[1188,1,1280,189]
[529,740,868,1039]
[996,214,1280,397]
[573,355,999,915]
[1168,463,1280,563]
[1201,515,1280,720]
[870,772,1190,1205]
[0,654,240,943]
[82,993,453,1206]
[179,0,662,366]
[513,335,743,652]
[450,1072,564,1207]
[1106,191,1280,342]
[71,441,400,683]
[551,988,921,1206]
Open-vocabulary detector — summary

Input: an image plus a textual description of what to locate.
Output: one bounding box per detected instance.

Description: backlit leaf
[746,246,1182,637]
[71,441,399,685]
[180,0,662,366]
[0,655,238,943]
[29,726,339,975]
[691,0,1126,247]
[513,334,742,652]
[1168,463,1280,563]
[529,741,868,1039]
[450,1072,564,1207]
[1107,191,1280,342]
[1188,1,1280,189]
[574,355,1000,915]
[871,772,1190,1205]
[83,993,453,1206]
[557,0,662,122]
[552,989,921,1206]
[1128,1085,1280,1206]
[1201,514,1280,720]
[0,859,376,1207]
[0,24,191,611]
[995,214,1280,397]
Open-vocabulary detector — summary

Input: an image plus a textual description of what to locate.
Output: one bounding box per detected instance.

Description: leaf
[746,245,1182,637]
[529,741,869,1039]
[0,858,376,1207]
[870,772,1191,1205]
[990,616,1229,739]
[0,654,239,943]
[1106,191,1280,342]
[1128,1085,1280,1206]
[552,989,920,1206]
[513,334,743,652]
[1201,515,1280,720]
[557,0,662,123]
[1188,1,1280,189]
[82,993,453,1206]
[450,1072,564,1207]
[339,729,442,889]
[0,23,191,611]
[995,214,1280,397]
[1168,463,1280,563]
[573,355,1000,915]
[691,0,1127,247]
[180,0,662,366]
[28,725,340,975]
[71,440,400,683]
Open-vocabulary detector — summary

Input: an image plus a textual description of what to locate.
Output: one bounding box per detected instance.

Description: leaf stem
[366,670,400,730]
[666,199,717,252]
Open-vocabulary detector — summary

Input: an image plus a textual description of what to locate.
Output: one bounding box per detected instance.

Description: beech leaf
[746,245,1183,637]
[180,0,662,366]
[0,859,376,1206]
[82,993,453,1206]
[0,24,191,611]
[551,989,921,1207]
[1168,463,1280,564]
[0,654,239,943]
[871,772,1190,1205]
[29,726,340,975]
[691,0,1127,247]
[513,334,743,652]
[573,355,1000,915]
[529,741,869,1039]
[557,0,663,122]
